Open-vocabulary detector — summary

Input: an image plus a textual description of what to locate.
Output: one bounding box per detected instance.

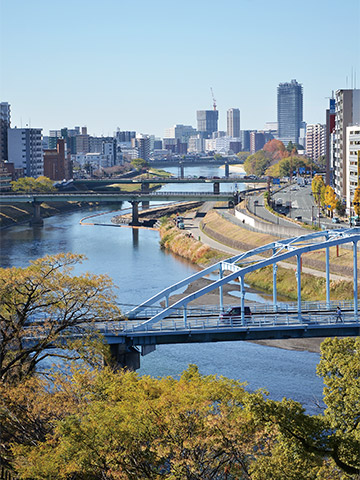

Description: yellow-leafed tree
[353,186,360,217]
[324,185,337,216]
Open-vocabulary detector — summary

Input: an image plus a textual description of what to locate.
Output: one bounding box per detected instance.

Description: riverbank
[0,201,98,229]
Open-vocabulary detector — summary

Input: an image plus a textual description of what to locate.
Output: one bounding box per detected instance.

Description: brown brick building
[43,139,72,180]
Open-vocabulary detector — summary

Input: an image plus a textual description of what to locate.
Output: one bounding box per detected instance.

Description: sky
[1,0,359,138]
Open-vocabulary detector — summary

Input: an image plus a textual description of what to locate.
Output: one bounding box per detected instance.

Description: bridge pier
[109,344,140,371]
[296,255,302,319]
[179,162,184,179]
[141,183,150,209]
[273,263,278,311]
[131,201,139,225]
[30,201,44,226]
[224,162,229,178]
[354,241,358,321]
[213,182,220,194]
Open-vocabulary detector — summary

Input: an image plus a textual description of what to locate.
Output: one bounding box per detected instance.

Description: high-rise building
[305,124,326,162]
[345,125,360,215]
[8,127,43,177]
[134,134,150,161]
[227,108,240,137]
[240,130,252,152]
[0,102,11,162]
[250,132,266,154]
[277,79,303,145]
[325,97,336,185]
[333,89,360,200]
[196,110,218,138]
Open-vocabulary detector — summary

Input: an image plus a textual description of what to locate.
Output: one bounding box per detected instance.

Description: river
[0,165,324,413]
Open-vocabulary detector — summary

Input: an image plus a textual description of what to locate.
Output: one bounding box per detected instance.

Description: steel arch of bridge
[127,228,360,328]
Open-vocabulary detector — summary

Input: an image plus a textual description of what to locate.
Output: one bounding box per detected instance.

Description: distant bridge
[0,191,239,225]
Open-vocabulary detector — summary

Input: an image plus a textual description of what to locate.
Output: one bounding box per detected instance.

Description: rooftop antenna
[210,87,217,111]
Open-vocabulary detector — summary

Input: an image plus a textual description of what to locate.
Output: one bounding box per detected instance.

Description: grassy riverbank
[159,213,356,302]
[159,218,226,266]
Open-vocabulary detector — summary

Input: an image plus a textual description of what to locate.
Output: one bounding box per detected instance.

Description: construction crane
[210,87,217,111]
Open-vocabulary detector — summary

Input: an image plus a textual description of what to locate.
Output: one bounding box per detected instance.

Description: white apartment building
[333,89,360,200]
[204,136,242,154]
[345,125,360,214]
[8,127,43,177]
[164,124,196,141]
[305,124,325,162]
[71,152,113,169]
[188,135,204,153]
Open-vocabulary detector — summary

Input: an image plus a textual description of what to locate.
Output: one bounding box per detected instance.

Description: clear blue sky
[1,0,359,137]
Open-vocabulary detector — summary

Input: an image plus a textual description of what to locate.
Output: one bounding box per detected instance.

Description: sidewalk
[182,203,351,282]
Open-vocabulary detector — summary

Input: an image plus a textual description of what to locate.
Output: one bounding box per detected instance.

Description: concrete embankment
[0,201,95,229]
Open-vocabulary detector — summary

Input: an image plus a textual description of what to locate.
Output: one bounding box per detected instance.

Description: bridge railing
[99,309,359,336]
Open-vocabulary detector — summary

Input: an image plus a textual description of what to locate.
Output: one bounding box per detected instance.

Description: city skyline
[1,0,359,137]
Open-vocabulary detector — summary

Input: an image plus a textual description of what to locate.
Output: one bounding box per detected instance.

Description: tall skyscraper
[0,102,11,162]
[333,89,360,200]
[196,110,218,138]
[227,108,240,137]
[277,79,303,146]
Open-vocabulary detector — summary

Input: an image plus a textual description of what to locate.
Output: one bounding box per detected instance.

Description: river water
[0,165,324,413]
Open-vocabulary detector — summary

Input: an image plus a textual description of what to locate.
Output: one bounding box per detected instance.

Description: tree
[6,365,331,480]
[353,186,360,217]
[263,139,287,162]
[11,176,56,193]
[335,199,346,217]
[0,253,121,384]
[312,175,325,205]
[244,150,271,176]
[324,185,337,217]
[131,158,148,171]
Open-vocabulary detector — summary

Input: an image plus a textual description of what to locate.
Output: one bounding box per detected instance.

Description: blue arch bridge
[84,227,360,370]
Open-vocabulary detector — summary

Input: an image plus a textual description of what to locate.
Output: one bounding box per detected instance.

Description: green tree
[11,176,56,192]
[335,199,346,217]
[131,158,148,171]
[0,253,121,384]
[244,150,270,176]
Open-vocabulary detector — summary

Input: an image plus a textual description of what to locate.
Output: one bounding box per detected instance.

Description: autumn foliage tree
[312,175,326,206]
[0,253,121,384]
[324,185,338,217]
[353,186,360,217]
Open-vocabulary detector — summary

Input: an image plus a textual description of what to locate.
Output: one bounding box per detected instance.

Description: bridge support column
[131,201,139,225]
[179,162,184,179]
[183,306,187,328]
[354,241,358,322]
[273,263,278,311]
[224,162,229,178]
[240,276,245,325]
[213,182,220,194]
[219,264,224,312]
[141,183,150,209]
[296,255,302,319]
[326,246,330,307]
[30,202,44,226]
[109,344,140,371]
